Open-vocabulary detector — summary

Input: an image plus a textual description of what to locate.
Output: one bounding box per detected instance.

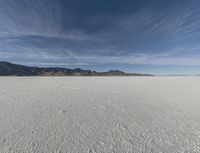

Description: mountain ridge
[0,61,154,76]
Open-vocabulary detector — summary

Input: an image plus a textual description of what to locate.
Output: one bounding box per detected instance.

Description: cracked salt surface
[0,77,200,153]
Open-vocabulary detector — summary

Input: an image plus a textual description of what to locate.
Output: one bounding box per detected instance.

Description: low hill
[0,61,153,76]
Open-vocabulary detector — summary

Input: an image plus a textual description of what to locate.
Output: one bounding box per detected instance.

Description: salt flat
[0,77,200,153]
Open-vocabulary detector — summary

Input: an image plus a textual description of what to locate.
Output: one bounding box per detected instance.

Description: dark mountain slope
[0,61,153,76]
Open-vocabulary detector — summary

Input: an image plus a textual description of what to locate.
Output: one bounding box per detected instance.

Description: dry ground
[0,77,200,153]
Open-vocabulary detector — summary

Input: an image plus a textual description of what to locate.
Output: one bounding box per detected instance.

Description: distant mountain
[0,61,153,76]
[98,70,152,76]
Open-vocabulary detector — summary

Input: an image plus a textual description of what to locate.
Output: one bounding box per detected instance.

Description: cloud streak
[0,0,200,74]
[0,0,62,37]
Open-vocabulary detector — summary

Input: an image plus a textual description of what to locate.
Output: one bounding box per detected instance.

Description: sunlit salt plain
[0,77,200,153]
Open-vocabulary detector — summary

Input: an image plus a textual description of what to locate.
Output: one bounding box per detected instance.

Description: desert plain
[0,77,200,153]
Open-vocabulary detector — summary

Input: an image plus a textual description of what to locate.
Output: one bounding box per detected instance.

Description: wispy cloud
[0,0,200,72]
[0,0,62,37]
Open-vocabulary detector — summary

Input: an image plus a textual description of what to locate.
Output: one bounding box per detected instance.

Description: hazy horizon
[1,0,200,75]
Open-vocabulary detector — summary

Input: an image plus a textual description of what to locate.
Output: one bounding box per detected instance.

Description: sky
[0,0,200,75]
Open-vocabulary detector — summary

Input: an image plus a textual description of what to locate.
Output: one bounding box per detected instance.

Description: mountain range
[0,61,153,76]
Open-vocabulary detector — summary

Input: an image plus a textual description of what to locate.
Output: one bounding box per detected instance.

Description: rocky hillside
[0,61,153,76]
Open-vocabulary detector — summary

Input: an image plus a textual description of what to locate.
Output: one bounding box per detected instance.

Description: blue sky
[0,0,200,75]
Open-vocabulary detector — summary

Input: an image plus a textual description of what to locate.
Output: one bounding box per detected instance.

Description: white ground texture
[0,77,200,153]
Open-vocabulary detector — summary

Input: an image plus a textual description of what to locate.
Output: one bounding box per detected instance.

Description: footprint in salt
[93,105,109,110]
[58,110,66,114]
[88,149,96,153]
[100,105,109,109]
